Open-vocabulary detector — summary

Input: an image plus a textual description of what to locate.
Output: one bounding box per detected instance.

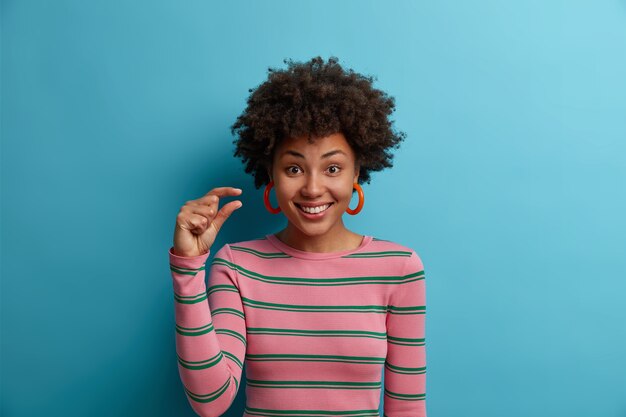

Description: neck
[276,221,362,253]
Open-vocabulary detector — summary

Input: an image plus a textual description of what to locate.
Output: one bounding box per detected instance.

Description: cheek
[273,182,295,202]
[336,181,357,202]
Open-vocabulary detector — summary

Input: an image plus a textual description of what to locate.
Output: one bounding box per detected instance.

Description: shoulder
[213,236,287,261]
[369,236,414,252]
[368,237,425,274]
[375,239,427,305]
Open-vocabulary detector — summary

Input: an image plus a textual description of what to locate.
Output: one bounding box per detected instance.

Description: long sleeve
[169,244,246,417]
[383,251,427,417]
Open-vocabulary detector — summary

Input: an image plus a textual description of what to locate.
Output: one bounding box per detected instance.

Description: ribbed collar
[265,233,373,260]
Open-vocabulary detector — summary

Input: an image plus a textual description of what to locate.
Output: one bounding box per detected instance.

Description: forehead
[275,132,355,158]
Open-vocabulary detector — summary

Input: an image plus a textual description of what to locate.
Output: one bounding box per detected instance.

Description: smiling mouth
[295,203,333,214]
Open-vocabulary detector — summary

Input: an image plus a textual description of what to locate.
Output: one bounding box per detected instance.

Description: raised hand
[172,187,243,257]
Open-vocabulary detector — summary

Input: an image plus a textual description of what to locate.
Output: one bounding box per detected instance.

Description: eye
[286,165,302,175]
[327,165,341,175]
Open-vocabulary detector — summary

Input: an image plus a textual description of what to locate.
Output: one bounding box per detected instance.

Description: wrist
[171,247,208,258]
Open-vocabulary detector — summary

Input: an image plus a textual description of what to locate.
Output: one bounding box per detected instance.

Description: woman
[169,57,427,417]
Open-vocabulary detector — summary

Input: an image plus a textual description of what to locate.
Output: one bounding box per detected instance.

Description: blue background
[2,1,626,416]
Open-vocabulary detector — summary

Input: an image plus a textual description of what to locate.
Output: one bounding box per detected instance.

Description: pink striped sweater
[169,234,427,417]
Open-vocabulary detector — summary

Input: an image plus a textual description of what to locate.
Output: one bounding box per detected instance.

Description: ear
[266,166,273,183]
[353,164,360,184]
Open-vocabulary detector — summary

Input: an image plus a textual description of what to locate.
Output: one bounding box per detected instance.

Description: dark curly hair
[230,56,406,189]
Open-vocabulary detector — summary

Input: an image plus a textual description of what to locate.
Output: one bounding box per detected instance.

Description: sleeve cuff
[169,246,210,268]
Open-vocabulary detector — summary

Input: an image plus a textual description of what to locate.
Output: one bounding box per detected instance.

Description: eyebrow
[281,149,347,159]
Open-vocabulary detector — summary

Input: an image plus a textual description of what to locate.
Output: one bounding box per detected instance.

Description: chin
[292,220,340,237]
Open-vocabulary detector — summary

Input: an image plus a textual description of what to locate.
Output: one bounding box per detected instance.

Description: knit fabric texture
[169,234,427,417]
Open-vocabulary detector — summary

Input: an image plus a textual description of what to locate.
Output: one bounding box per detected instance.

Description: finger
[209,200,243,234]
[180,213,210,232]
[204,187,243,199]
[186,195,220,220]
[185,203,215,222]
[194,189,238,209]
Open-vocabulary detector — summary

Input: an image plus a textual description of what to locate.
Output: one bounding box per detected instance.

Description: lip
[295,202,333,219]
[295,202,333,207]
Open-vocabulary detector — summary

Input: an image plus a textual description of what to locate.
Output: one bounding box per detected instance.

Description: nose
[300,172,323,198]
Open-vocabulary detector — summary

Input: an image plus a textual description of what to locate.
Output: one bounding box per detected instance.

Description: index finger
[204,187,243,198]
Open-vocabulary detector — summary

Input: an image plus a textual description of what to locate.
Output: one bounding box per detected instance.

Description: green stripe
[222,350,244,369]
[384,388,426,401]
[177,351,223,370]
[246,379,381,389]
[245,407,380,417]
[241,297,387,313]
[387,335,426,346]
[342,250,412,258]
[177,350,244,370]
[174,291,207,304]
[230,245,291,258]
[387,305,426,315]
[246,353,384,364]
[246,327,386,339]
[211,307,245,319]
[184,377,230,403]
[212,257,424,287]
[385,363,426,375]
[170,264,205,276]
[237,296,424,315]
[175,292,206,299]
[175,322,213,336]
[207,284,239,296]
[215,328,247,346]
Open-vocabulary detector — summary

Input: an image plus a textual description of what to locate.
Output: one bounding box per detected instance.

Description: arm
[384,251,427,417]
[169,244,246,417]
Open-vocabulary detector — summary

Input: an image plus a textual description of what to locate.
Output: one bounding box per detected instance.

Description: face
[269,132,360,240]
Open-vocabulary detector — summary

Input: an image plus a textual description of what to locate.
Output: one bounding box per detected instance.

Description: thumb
[210,200,242,234]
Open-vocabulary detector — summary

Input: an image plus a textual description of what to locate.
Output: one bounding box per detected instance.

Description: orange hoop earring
[264,181,281,214]
[346,183,364,215]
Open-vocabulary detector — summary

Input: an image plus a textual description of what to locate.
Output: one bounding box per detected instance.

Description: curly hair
[230,56,406,189]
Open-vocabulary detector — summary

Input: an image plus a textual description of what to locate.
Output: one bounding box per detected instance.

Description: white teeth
[300,204,330,214]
